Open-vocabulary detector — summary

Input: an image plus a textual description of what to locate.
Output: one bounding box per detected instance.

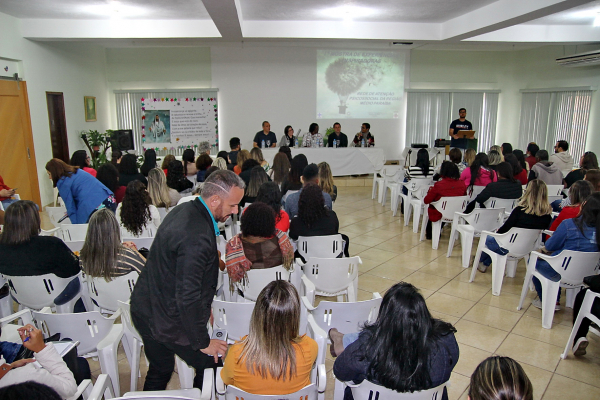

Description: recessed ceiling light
[320,5,378,21]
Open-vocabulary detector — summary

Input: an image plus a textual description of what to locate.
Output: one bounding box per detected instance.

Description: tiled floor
[42,180,600,399]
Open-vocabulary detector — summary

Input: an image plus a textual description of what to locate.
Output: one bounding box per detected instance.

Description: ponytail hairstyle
[573,192,600,251]
[469,153,491,189]
[182,149,196,176]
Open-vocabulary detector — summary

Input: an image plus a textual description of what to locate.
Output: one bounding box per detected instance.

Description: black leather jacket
[131,199,219,350]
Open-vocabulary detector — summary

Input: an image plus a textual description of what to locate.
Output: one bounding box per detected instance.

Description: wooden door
[46,92,69,162]
[0,80,41,208]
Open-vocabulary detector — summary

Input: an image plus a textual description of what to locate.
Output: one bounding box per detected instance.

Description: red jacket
[0,175,11,201]
[515,169,528,185]
[424,178,467,222]
[549,205,581,231]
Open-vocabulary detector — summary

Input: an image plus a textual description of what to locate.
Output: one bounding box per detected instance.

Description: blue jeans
[1,198,18,209]
[551,199,562,212]
[532,260,561,302]
[479,236,509,267]
[342,331,360,348]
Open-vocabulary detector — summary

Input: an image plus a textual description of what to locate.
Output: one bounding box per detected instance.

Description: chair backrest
[467,185,485,200]
[126,237,155,250]
[404,178,432,193]
[211,299,255,342]
[45,206,71,227]
[548,250,600,288]
[156,207,169,221]
[546,185,564,196]
[494,228,542,258]
[349,380,448,400]
[64,240,85,253]
[309,296,382,334]
[303,257,360,294]
[88,272,139,312]
[483,197,518,212]
[121,225,157,239]
[118,300,142,342]
[5,273,80,311]
[431,196,468,222]
[242,266,291,301]
[225,384,317,400]
[59,223,89,241]
[548,195,562,204]
[460,208,505,233]
[33,309,120,354]
[298,234,344,260]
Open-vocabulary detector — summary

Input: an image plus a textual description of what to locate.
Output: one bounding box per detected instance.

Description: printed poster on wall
[140,96,218,152]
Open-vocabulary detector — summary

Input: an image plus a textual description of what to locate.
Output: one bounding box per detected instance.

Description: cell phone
[211,329,228,342]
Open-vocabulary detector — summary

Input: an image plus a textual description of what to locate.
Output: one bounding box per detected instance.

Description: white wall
[0,12,110,206]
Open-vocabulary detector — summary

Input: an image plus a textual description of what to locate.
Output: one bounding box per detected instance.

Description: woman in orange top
[233,150,250,175]
[220,280,318,394]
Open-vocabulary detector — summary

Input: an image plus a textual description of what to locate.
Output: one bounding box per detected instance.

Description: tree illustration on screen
[325,58,383,114]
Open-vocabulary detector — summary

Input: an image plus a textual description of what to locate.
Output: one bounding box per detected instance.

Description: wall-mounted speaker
[112,129,134,151]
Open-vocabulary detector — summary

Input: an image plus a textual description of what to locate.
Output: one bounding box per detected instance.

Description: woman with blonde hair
[147,168,180,210]
[489,145,503,160]
[234,150,250,175]
[213,157,228,170]
[476,179,552,273]
[220,280,317,394]
[469,356,532,400]
[318,162,337,202]
[80,209,145,281]
[270,152,290,186]
[463,148,476,167]
[250,147,270,173]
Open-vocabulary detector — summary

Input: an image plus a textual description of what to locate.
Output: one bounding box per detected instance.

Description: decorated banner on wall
[140,96,218,152]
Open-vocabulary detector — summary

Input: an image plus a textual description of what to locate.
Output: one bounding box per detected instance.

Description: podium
[454,131,477,151]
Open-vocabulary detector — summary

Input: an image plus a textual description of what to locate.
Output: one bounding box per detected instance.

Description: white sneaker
[531,297,560,311]
[573,337,589,356]
[477,262,488,273]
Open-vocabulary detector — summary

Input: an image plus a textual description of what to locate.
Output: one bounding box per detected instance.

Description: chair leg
[176,356,195,389]
[469,238,487,282]
[419,212,429,242]
[460,232,474,269]
[505,259,519,278]
[0,296,13,319]
[491,255,508,296]
[566,287,580,309]
[129,338,142,391]
[98,343,121,397]
[377,182,385,203]
[371,180,377,200]
[541,278,561,329]
[381,186,388,206]
[518,258,536,310]
[446,226,457,258]
[432,221,442,250]
[405,199,413,227]
[334,379,346,400]
[412,204,421,233]
[561,291,596,358]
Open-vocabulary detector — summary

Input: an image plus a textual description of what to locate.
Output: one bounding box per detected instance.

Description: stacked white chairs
[46,206,71,227]
[298,234,344,260]
[381,166,404,207]
[344,379,449,400]
[561,289,600,358]
[397,178,432,226]
[447,208,506,269]
[419,196,468,250]
[0,194,20,211]
[469,228,542,296]
[517,250,600,329]
[211,299,254,343]
[4,272,84,313]
[33,307,124,396]
[88,272,139,313]
[300,257,361,302]
[407,185,432,232]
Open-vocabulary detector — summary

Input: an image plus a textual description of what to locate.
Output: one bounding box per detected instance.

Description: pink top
[83,167,97,177]
[460,167,497,187]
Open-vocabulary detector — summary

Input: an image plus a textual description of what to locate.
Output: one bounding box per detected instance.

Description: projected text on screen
[317,50,405,119]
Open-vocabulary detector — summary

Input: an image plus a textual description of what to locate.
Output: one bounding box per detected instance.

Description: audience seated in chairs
[405,148,435,180]
[330,282,459,400]
[147,168,180,210]
[462,148,476,168]
[255,181,290,232]
[196,153,213,183]
[270,152,290,186]
[318,162,337,202]
[224,202,294,294]
[464,162,523,214]
[549,180,594,231]
[531,192,600,311]
[469,356,533,400]
[423,161,467,240]
[433,148,465,179]
[118,154,147,187]
[241,166,270,208]
[220,280,318,394]
[505,153,528,185]
[116,181,161,238]
[166,160,193,194]
[487,150,502,172]
[460,152,497,189]
[96,162,125,204]
[279,145,293,163]
[476,179,552,273]
[69,149,96,177]
[284,164,333,218]
[528,150,563,185]
[139,149,157,177]
[565,151,598,190]
[46,158,116,222]
[182,149,198,181]
[281,154,308,197]
[80,209,145,280]
[289,183,349,258]
[234,149,250,175]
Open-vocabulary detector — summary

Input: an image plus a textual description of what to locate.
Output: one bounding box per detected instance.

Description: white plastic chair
[398,178,432,226]
[121,225,157,239]
[5,272,83,313]
[546,185,565,196]
[211,299,254,342]
[517,250,600,329]
[372,166,386,202]
[483,197,518,219]
[467,185,485,201]
[298,234,344,260]
[0,276,14,320]
[407,186,432,232]
[156,207,169,221]
[88,272,139,313]
[125,237,154,250]
[0,194,20,211]
[58,223,89,241]
[300,257,361,302]
[561,289,600,358]
[33,308,124,396]
[419,196,468,250]
[64,240,85,253]
[346,379,448,400]
[469,228,542,296]
[0,309,34,343]
[46,206,71,227]
[447,208,506,268]
[548,195,562,204]
[381,167,404,207]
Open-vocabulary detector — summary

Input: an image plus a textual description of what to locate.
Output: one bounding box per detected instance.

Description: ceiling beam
[201,0,242,40]
[466,24,600,42]
[441,0,593,41]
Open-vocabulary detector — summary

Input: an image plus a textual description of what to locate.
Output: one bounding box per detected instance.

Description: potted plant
[80,129,114,169]
[324,127,335,146]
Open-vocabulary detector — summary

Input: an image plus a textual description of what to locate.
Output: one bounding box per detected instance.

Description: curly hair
[166,160,193,192]
[298,183,327,228]
[120,180,151,236]
[256,181,282,223]
[241,202,276,238]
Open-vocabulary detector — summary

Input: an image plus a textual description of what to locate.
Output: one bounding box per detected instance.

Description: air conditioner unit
[556,50,600,67]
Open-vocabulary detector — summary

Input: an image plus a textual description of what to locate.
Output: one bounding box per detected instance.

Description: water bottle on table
[262,139,265,148]
[333,139,337,148]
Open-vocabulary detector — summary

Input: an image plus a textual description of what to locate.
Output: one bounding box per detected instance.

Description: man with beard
[131,170,245,390]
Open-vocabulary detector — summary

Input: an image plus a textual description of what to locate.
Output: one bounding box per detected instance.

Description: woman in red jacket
[549,180,594,231]
[423,161,467,240]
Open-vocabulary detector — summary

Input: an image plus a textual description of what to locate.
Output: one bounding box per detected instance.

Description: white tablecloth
[261,148,386,176]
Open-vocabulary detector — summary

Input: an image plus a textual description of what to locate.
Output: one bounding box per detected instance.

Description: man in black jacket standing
[131,170,244,390]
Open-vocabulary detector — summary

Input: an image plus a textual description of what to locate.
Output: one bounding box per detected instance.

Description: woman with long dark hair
[182,149,198,179]
[464,162,522,214]
[140,149,157,177]
[166,160,194,194]
[460,152,497,189]
[512,149,528,171]
[111,149,122,166]
[220,280,317,394]
[504,153,527,185]
[281,154,308,197]
[255,182,289,232]
[96,163,126,204]
[116,180,161,237]
[119,154,147,186]
[332,282,458,400]
[242,166,270,207]
[70,150,97,177]
[46,158,115,223]
[270,152,291,186]
[405,148,434,179]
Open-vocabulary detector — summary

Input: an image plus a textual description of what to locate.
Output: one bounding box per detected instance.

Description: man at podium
[449,108,473,149]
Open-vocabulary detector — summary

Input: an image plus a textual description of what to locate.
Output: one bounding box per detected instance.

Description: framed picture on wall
[84,96,97,122]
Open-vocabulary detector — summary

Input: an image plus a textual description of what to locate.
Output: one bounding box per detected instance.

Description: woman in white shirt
[303,123,323,148]
[116,180,161,238]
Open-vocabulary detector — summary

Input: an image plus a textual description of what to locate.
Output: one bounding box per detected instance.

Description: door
[0,80,41,208]
[46,92,69,162]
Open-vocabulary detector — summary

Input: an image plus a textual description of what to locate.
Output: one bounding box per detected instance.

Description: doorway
[46,92,69,162]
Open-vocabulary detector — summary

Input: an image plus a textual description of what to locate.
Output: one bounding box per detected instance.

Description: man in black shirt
[449,108,473,149]
[228,137,240,170]
[327,122,348,148]
[253,121,277,148]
